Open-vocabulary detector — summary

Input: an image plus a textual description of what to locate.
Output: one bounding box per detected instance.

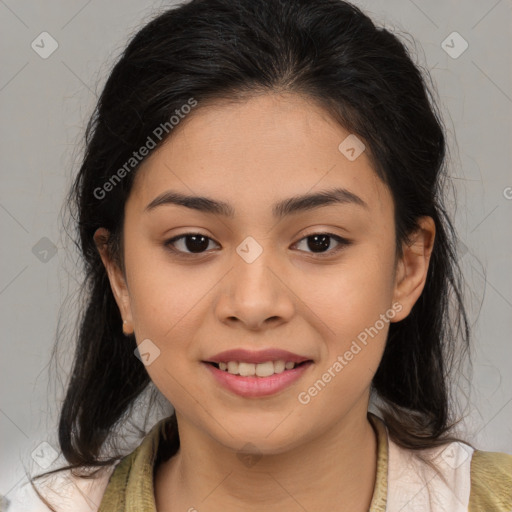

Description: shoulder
[387,437,475,511]
[98,418,173,510]
[27,465,117,512]
[468,449,512,512]
[388,436,512,512]
[25,417,173,512]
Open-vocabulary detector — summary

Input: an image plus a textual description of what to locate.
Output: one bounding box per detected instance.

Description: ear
[93,227,134,334]
[391,216,436,322]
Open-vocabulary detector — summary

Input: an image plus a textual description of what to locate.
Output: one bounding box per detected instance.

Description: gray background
[1,0,511,510]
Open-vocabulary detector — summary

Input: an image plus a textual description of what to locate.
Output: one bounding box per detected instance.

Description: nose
[214,241,295,331]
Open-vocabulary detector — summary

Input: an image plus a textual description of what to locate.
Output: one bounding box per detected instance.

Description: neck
[155,405,378,512]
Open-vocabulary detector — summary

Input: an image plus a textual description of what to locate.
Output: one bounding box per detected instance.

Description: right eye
[164,233,221,256]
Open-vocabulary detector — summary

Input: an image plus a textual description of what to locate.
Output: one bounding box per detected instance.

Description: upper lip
[204,348,312,365]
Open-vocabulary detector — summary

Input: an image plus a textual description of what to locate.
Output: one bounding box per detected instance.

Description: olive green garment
[97,413,512,512]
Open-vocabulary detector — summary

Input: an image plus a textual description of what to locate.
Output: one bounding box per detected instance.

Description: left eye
[164,232,351,256]
[293,233,351,256]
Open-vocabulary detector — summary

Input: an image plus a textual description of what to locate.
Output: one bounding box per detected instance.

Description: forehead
[128,93,392,218]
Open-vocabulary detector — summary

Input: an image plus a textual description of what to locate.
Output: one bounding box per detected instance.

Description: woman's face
[97,92,432,454]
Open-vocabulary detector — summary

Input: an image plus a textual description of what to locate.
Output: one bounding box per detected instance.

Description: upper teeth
[217,360,297,377]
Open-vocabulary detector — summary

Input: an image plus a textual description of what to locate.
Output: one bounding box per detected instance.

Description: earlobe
[391,216,436,322]
[93,227,134,333]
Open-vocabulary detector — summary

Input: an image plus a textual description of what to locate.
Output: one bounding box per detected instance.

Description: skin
[94,92,435,511]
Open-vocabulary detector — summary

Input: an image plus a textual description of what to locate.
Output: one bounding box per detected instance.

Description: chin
[213,423,303,456]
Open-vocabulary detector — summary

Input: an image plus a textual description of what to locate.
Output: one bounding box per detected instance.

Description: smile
[202,360,313,398]
[212,360,304,377]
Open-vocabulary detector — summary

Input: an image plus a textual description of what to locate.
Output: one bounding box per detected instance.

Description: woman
[32,0,512,510]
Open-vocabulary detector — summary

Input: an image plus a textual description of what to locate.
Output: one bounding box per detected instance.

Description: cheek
[124,238,212,339]
[121,243,218,398]
[297,240,396,340]
[294,256,394,419]
[124,253,212,406]
[294,240,396,398]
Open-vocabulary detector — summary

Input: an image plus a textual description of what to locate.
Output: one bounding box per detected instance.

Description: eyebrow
[144,186,368,219]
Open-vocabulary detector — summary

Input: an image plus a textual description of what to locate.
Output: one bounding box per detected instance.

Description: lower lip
[203,361,313,398]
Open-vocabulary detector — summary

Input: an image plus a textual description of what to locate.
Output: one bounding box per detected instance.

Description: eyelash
[164,232,352,258]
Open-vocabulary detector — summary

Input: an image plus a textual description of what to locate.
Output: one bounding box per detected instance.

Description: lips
[204,348,312,365]
[203,359,314,397]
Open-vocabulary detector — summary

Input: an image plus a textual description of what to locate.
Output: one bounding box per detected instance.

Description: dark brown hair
[32,0,472,507]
